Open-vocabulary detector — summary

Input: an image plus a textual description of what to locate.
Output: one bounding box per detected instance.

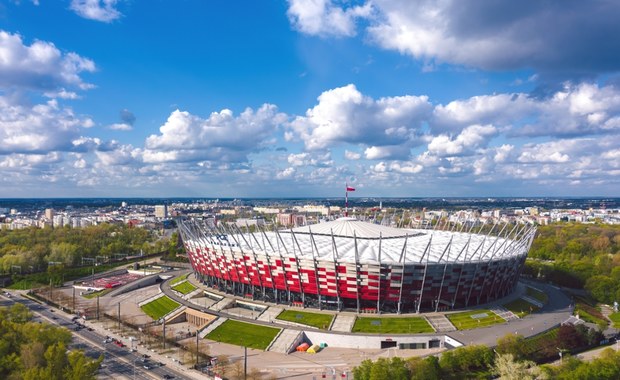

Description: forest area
[525,223,620,304]
[0,223,171,274]
[0,303,102,379]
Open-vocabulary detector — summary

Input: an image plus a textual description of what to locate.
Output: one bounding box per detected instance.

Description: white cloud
[289,84,430,150]
[291,0,620,75]
[427,124,496,157]
[0,30,95,91]
[108,123,132,131]
[493,144,514,163]
[287,0,372,37]
[287,1,620,77]
[43,89,80,99]
[0,97,91,154]
[433,83,620,138]
[70,0,122,23]
[144,105,287,163]
[287,151,332,167]
[364,145,410,160]
[344,150,361,160]
[277,167,295,179]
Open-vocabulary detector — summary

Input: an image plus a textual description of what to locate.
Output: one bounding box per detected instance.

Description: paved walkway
[426,314,456,332]
[330,314,356,332]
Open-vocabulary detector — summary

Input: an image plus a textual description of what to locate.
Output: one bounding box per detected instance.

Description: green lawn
[352,316,434,334]
[170,273,189,285]
[81,288,112,299]
[171,281,197,295]
[276,310,334,329]
[503,298,540,318]
[140,296,181,320]
[526,286,549,304]
[446,310,505,330]
[206,320,280,350]
[609,312,620,328]
[574,299,607,327]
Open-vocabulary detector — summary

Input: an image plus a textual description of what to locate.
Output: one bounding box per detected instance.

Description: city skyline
[1,1,619,198]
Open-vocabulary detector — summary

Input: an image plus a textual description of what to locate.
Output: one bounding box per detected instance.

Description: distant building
[154,205,168,219]
[277,213,307,227]
[45,208,54,220]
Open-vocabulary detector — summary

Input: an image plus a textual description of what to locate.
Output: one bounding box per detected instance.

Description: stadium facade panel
[178,218,536,313]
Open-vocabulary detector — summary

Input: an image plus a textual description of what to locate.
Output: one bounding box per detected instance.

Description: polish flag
[346,186,355,191]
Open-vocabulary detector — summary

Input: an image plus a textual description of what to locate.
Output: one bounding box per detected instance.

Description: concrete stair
[426,314,456,332]
[257,306,284,323]
[211,298,234,312]
[330,314,356,332]
[490,306,518,321]
[199,317,227,338]
[267,329,301,354]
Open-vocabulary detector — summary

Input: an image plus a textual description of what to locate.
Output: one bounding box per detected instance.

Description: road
[0,291,189,380]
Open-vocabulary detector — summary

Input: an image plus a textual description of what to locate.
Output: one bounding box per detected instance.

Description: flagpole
[345,183,349,217]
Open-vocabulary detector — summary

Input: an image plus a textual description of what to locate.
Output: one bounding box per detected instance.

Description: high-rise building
[155,205,168,218]
[45,208,54,220]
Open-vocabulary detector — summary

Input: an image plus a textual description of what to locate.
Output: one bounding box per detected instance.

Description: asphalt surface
[0,291,190,380]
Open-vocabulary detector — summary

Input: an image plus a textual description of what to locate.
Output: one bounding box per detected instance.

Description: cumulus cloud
[427,125,496,157]
[433,82,620,137]
[287,1,620,77]
[143,104,287,164]
[344,150,361,160]
[287,151,332,167]
[0,97,92,154]
[0,30,95,91]
[364,145,410,160]
[287,0,372,37]
[108,123,132,131]
[70,0,122,23]
[289,84,431,150]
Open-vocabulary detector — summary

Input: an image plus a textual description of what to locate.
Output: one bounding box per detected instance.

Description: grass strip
[276,310,333,329]
[503,298,541,318]
[81,288,112,299]
[352,316,434,334]
[609,312,620,328]
[170,273,189,286]
[206,319,280,350]
[526,286,549,304]
[171,281,197,295]
[447,309,505,330]
[140,296,180,320]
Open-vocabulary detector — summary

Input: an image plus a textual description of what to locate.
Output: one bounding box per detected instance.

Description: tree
[63,351,103,380]
[406,356,440,380]
[496,334,527,361]
[585,275,615,304]
[493,354,540,380]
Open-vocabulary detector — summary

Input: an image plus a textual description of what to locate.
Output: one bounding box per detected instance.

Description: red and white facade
[178,217,536,313]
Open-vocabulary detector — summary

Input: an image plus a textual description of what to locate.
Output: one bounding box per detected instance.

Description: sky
[0,0,619,198]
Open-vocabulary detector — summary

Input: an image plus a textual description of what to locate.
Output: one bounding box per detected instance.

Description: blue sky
[0,0,619,198]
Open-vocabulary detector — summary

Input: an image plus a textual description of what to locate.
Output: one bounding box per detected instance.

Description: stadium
[178,217,536,313]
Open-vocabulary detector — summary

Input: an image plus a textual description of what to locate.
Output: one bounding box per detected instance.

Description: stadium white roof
[188,218,535,265]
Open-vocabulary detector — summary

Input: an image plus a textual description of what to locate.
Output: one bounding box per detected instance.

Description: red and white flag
[346,186,355,192]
